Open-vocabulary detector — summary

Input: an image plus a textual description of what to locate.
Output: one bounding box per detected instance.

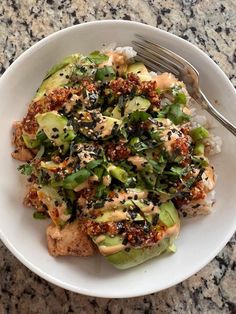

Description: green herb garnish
[18,164,33,176]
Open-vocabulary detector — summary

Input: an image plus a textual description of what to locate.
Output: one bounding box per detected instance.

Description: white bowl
[0,20,235,298]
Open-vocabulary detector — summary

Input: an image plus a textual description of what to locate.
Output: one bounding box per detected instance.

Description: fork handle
[199,91,236,136]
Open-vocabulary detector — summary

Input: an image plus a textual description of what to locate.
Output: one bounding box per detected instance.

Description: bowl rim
[0,19,235,298]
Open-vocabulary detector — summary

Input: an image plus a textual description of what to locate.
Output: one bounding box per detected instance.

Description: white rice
[179,189,216,217]
[189,99,222,156]
[149,71,158,78]
[115,46,137,60]
[101,44,137,62]
[204,134,222,156]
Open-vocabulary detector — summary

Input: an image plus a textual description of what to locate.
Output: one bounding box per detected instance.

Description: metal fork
[132,35,236,136]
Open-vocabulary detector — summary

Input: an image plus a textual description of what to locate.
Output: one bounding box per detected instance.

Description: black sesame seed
[122,238,128,245]
[51,134,59,139]
[152,213,159,226]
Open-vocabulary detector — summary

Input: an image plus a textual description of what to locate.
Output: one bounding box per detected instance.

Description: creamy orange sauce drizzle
[99,244,125,256]
[154,72,178,89]
[95,235,106,244]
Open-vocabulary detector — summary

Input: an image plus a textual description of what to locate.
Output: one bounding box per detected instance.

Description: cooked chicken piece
[128,156,148,170]
[11,121,34,161]
[100,51,128,75]
[11,147,34,162]
[23,184,46,212]
[201,166,216,193]
[12,121,24,147]
[46,220,95,257]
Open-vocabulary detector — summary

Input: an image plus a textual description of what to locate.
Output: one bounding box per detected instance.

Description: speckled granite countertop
[0,0,236,313]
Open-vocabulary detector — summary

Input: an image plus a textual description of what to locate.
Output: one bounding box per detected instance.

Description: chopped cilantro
[18,164,33,176]
[33,212,47,220]
[175,92,187,105]
[129,110,150,123]
[95,183,108,199]
[169,166,186,177]
[165,103,190,125]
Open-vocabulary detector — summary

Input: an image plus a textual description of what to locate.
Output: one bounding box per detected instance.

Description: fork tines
[132,37,182,76]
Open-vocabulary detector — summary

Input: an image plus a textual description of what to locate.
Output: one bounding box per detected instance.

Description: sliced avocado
[22,130,49,149]
[93,221,179,269]
[106,237,171,269]
[34,54,81,101]
[36,111,75,153]
[90,200,179,269]
[22,133,40,149]
[44,54,81,79]
[95,210,127,223]
[107,164,128,183]
[111,105,122,119]
[190,126,209,142]
[159,201,180,227]
[78,111,122,140]
[126,62,152,81]
[124,96,150,116]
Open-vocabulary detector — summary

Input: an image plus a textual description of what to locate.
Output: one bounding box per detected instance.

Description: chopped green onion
[194,142,205,155]
[190,126,209,142]
[63,168,91,189]
[107,164,128,183]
